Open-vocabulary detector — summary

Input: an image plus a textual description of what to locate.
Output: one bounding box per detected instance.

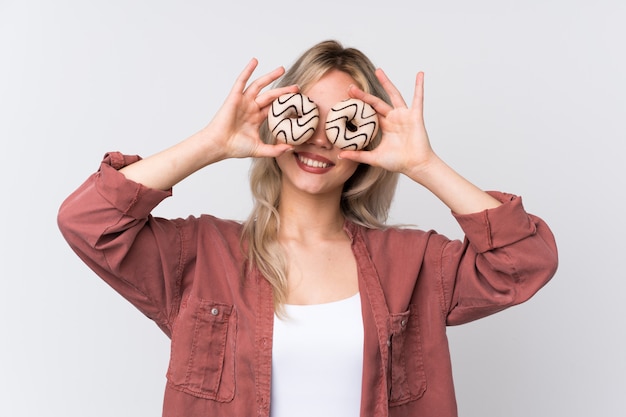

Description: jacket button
[211,308,219,316]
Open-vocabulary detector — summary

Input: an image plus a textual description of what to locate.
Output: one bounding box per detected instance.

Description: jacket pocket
[387,306,427,406]
[167,296,237,402]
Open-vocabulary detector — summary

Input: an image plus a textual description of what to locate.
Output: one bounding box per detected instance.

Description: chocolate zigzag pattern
[325,101,378,150]
[269,94,319,144]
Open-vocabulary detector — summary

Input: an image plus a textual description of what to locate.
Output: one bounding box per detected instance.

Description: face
[275,70,360,198]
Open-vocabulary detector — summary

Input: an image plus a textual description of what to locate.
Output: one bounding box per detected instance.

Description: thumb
[254,143,294,158]
[338,149,377,166]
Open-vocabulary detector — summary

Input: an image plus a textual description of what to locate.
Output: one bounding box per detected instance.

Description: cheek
[274,152,292,172]
[339,160,360,180]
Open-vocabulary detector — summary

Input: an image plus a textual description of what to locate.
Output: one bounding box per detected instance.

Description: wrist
[191,127,229,166]
[402,152,444,185]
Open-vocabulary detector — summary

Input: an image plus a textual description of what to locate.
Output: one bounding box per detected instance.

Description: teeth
[298,155,330,168]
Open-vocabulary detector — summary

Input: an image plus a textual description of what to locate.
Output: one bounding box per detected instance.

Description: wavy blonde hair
[242,40,399,308]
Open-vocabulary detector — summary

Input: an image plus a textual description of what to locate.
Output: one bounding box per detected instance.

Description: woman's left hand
[339,69,437,182]
[342,69,502,214]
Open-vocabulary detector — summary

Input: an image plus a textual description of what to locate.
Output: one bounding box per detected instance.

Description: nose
[304,114,333,149]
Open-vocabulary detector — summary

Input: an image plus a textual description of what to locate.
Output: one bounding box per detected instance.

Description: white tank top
[270,293,364,417]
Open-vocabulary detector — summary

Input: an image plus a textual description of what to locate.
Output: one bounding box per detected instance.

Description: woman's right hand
[119,59,297,191]
[200,58,299,161]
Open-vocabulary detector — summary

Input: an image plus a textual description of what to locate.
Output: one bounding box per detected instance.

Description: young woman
[58,40,558,417]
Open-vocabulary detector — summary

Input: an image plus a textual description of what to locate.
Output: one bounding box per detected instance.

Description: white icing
[267,93,320,145]
[325,98,379,150]
[267,94,379,150]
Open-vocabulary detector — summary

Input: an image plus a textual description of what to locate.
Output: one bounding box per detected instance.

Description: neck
[278,189,346,242]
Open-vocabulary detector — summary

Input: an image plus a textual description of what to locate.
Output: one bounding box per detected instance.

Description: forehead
[302,70,358,107]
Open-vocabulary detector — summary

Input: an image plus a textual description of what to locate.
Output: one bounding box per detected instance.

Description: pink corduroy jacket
[57,152,558,417]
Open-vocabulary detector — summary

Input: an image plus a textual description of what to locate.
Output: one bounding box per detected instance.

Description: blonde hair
[242,40,399,308]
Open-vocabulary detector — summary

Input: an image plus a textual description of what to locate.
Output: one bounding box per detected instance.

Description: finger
[244,65,286,97]
[255,84,299,108]
[375,68,407,109]
[338,149,378,167]
[347,84,393,117]
[230,58,259,95]
[254,143,294,158]
[411,72,425,114]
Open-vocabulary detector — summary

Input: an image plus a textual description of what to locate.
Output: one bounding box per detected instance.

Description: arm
[343,71,557,321]
[58,60,298,332]
[57,153,181,334]
[443,191,558,324]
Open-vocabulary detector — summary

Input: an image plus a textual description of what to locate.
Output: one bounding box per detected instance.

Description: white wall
[1,0,624,416]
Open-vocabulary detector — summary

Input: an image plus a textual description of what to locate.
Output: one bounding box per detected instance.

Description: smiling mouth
[296,153,332,169]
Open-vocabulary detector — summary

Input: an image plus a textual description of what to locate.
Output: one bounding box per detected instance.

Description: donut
[267,93,320,145]
[325,98,379,150]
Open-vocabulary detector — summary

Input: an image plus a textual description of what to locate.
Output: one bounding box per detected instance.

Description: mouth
[295,152,334,169]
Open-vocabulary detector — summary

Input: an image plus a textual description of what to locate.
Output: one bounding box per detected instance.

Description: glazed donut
[267,93,320,145]
[325,98,379,150]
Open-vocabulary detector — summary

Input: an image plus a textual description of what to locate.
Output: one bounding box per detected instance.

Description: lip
[294,152,335,173]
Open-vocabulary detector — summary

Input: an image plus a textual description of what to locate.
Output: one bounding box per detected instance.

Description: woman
[58,40,558,417]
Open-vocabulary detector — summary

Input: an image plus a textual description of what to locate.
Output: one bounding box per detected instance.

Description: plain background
[1,0,624,415]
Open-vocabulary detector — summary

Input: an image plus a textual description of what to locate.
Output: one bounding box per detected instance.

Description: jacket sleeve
[441,191,558,325]
[57,152,187,336]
